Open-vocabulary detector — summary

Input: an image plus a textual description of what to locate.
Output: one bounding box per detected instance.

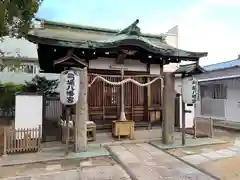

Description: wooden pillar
[160,64,163,127]
[162,72,175,144]
[160,65,163,75]
[144,64,151,129]
[75,67,87,152]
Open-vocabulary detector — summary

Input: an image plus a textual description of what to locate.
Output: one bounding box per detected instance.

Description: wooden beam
[75,67,88,152]
[54,49,88,67]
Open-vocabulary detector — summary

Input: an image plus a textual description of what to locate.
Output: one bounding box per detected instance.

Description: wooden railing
[3,126,41,155]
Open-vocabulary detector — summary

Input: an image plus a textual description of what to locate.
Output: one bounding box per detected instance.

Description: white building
[194,56,240,124]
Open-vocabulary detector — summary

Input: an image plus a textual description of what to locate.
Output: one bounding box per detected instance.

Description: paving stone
[216,149,237,158]
[143,159,157,166]
[16,177,31,180]
[201,148,214,153]
[80,160,93,167]
[228,146,240,152]
[81,165,131,180]
[182,150,196,155]
[136,143,165,155]
[45,164,62,171]
[233,140,240,148]
[181,154,209,165]
[2,177,31,180]
[201,151,227,160]
[31,170,80,180]
[176,166,200,174]
[109,143,215,180]
[115,150,140,164]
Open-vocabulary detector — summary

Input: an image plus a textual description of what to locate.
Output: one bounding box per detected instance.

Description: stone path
[0,156,131,180]
[180,139,240,165]
[108,143,215,180]
[169,139,240,179]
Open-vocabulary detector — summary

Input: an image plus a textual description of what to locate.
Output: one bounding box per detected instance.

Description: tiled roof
[203,58,240,71]
[27,19,207,59]
[174,63,205,74]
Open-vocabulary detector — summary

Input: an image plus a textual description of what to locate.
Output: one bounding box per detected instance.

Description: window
[7,64,35,73]
[200,83,227,99]
[212,84,227,99]
[200,83,226,117]
[22,64,34,73]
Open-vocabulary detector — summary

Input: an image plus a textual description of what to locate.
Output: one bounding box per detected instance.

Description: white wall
[15,95,43,138]
[223,79,240,122]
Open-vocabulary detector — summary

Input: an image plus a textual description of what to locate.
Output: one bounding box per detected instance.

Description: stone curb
[149,142,221,180]
[99,138,161,146]
[0,170,81,180]
[0,155,109,167]
[104,145,138,180]
[149,140,228,150]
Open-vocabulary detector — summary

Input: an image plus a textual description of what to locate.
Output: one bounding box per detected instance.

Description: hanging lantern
[60,70,80,105]
[182,77,198,104]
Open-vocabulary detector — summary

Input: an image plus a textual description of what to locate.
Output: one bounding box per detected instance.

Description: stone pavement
[0,156,131,180]
[167,139,240,179]
[108,143,216,180]
[150,137,226,150]
[0,146,109,167]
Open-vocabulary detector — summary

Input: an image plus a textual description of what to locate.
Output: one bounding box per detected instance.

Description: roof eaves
[203,58,240,69]
[204,65,240,72]
[174,63,205,74]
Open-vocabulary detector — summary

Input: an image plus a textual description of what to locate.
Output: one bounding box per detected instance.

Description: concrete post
[162,72,175,144]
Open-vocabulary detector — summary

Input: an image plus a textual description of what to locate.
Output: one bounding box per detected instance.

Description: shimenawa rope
[88,75,164,87]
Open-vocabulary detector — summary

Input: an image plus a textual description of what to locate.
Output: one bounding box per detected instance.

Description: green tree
[0,0,43,55]
[23,75,59,96]
[0,0,42,38]
[0,82,23,117]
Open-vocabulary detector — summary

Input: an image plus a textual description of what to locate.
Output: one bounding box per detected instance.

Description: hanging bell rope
[88,74,164,88]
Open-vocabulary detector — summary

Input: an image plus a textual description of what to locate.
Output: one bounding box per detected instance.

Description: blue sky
[36,0,240,65]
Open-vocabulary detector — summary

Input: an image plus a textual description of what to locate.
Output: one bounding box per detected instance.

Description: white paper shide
[60,70,80,105]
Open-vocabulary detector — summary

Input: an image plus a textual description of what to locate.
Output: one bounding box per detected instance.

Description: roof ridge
[34,18,166,40]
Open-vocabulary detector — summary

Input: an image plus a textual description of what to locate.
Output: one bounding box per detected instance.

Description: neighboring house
[194,55,240,123]
[0,56,59,86]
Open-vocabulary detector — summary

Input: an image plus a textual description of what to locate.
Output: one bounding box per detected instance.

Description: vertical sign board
[60,70,80,106]
[182,77,198,104]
